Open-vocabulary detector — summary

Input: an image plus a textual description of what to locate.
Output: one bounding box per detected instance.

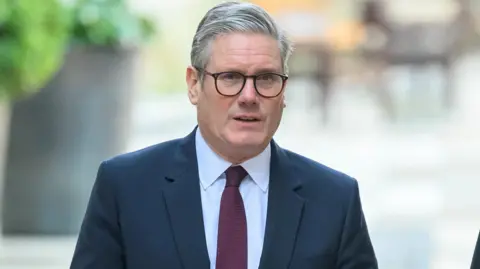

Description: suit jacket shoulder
[98,137,187,188]
[106,138,182,168]
[282,148,359,196]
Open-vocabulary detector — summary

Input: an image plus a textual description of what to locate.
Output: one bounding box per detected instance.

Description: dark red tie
[216,165,248,269]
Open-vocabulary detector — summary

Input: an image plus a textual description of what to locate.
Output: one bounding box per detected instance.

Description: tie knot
[225,165,247,187]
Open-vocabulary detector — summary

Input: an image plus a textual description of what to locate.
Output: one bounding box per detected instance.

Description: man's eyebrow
[219,67,283,74]
[253,68,283,74]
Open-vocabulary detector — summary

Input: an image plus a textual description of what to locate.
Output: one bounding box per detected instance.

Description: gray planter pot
[0,101,11,235]
[1,46,139,235]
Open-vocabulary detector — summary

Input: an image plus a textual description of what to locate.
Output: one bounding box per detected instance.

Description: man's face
[186,33,286,161]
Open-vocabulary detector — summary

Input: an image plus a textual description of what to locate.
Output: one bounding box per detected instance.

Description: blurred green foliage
[0,0,71,101]
[0,0,156,101]
[71,0,156,47]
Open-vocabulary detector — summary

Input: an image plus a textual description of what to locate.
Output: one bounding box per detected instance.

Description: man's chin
[226,135,268,150]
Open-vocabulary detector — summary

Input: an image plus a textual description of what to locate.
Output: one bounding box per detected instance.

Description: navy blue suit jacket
[71,127,378,269]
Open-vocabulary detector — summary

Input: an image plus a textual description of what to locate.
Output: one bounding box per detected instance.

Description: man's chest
[200,177,268,269]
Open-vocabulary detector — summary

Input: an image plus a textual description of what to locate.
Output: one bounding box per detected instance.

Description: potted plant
[0,0,70,234]
[2,0,156,235]
[71,0,155,47]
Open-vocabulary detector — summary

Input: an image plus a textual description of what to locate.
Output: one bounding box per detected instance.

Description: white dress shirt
[195,128,270,269]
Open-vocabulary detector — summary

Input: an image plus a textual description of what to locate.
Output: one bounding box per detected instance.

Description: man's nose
[238,78,257,103]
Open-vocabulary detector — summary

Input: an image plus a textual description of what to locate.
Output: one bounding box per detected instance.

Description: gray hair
[190,1,293,80]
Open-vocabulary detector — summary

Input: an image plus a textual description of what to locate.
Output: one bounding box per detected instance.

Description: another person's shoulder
[282,148,359,195]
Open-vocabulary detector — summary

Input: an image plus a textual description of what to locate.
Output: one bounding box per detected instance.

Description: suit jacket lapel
[259,141,305,269]
[161,129,304,269]
[162,127,210,269]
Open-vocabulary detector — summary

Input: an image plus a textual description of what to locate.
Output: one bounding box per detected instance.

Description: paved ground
[1,52,479,268]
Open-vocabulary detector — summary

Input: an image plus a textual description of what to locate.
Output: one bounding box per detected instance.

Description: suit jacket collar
[162,127,209,269]
[259,133,305,269]
[163,126,304,269]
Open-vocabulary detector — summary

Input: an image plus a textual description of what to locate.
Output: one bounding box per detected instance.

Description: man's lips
[232,114,262,122]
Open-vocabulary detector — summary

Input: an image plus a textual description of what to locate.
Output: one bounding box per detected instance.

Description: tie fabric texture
[216,165,248,269]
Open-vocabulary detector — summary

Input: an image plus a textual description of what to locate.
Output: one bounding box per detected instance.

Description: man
[70,1,378,269]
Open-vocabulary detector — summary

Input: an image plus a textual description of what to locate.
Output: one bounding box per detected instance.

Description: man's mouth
[233,116,260,122]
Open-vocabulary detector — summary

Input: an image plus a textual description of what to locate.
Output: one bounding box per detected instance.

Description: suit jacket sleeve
[336,179,378,269]
[70,161,125,269]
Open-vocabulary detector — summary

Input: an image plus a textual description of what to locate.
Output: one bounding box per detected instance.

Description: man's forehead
[211,33,280,54]
[208,33,282,71]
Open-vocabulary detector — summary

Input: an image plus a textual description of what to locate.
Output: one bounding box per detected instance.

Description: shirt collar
[195,127,270,192]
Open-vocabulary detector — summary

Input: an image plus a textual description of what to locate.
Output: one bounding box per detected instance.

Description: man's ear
[186,66,200,105]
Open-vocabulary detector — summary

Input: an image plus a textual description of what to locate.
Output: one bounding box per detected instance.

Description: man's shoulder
[101,137,184,170]
[282,148,358,193]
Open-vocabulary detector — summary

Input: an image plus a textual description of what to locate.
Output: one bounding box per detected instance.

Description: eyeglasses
[196,67,288,98]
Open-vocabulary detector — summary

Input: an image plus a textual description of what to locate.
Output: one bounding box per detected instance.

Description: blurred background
[1,0,479,268]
